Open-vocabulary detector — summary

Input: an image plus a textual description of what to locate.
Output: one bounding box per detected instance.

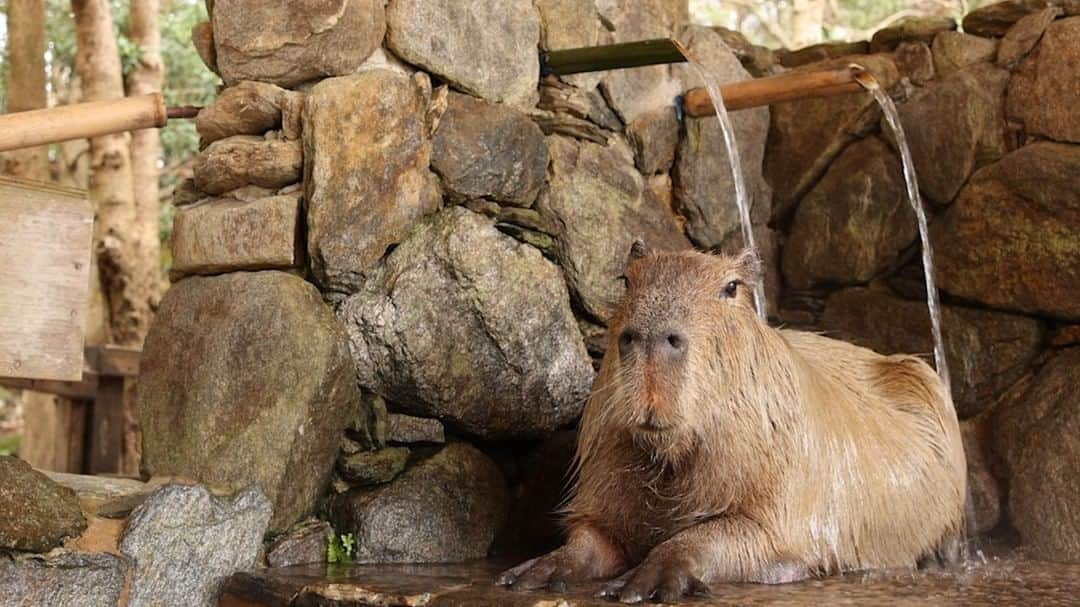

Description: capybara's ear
[625,239,651,269]
[734,248,763,283]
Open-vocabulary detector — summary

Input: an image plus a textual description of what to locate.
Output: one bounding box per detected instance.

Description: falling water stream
[672,41,767,320]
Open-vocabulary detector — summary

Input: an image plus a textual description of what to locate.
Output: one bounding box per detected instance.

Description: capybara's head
[603,241,765,456]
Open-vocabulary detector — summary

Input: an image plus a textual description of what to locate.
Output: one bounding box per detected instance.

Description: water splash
[672,40,766,320]
[852,67,951,396]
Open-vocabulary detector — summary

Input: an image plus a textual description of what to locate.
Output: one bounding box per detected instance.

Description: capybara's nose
[618,328,641,359]
[658,329,688,361]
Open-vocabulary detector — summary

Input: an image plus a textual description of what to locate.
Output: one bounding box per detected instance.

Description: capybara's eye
[723,280,739,298]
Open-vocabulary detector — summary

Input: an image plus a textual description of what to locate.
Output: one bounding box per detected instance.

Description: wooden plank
[18,391,90,473]
[95,345,140,377]
[87,375,125,474]
[0,176,93,381]
[0,375,99,400]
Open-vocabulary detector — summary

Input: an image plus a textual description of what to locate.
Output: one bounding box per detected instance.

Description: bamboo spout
[681,65,866,115]
[0,93,168,153]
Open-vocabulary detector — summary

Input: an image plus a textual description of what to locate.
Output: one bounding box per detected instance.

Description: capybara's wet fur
[497,246,966,603]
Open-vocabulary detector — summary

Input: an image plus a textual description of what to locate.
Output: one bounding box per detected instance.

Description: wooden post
[682,66,865,115]
[0,93,167,153]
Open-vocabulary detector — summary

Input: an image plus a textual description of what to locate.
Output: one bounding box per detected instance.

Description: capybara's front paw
[494,548,582,592]
[596,555,710,604]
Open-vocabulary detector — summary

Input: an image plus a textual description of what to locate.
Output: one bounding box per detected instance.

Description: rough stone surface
[304,70,441,293]
[337,447,410,486]
[339,207,594,439]
[869,16,956,53]
[193,136,301,196]
[932,142,1080,320]
[196,81,294,144]
[385,0,539,105]
[891,62,1009,205]
[960,419,1003,535]
[963,0,1061,37]
[1006,17,1080,143]
[0,456,86,552]
[192,20,216,74]
[431,92,547,207]
[386,414,445,444]
[328,442,508,563]
[170,193,301,278]
[594,1,688,123]
[931,31,997,76]
[267,519,332,568]
[138,272,360,532]
[120,484,271,607]
[997,7,1061,66]
[993,347,1080,561]
[539,136,691,322]
[765,54,900,218]
[782,137,916,290]
[822,288,1043,419]
[0,552,129,607]
[626,106,679,175]
[212,0,385,87]
[778,41,869,68]
[535,0,600,51]
[891,41,935,84]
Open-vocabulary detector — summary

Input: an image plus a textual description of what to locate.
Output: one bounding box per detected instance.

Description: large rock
[196,81,302,144]
[0,456,86,552]
[891,63,1009,205]
[961,418,1003,535]
[996,7,1061,66]
[266,519,332,568]
[822,288,1043,419]
[338,207,594,439]
[869,16,956,53]
[304,70,441,293]
[386,414,445,444]
[328,442,508,563]
[538,136,691,322]
[765,55,900,218]
[431,92,547,207]
[193,136,302,196]
[781,137,916,290]
[169,193,301,278]
[0,553,129,607]
[932,142,1080,320]
[337,447,409,486]
[119,484,271,607]
[385,0,539,106]
[1006,17,1080,143]
[212,0,385,87]
[535,0,600,51]
[993,347,1080,561]
[672,26,771,249]
[626,107,679,175]
[963,0,1064,37]
[931,31,997,76]
[595,1,688,123]
[138,271,360,531]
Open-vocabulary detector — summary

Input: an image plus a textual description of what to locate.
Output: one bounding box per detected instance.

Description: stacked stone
[765,1,1080,562]
[138,0,1080,568]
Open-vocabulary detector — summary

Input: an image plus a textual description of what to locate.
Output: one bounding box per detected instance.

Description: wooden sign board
[0,176,93,381]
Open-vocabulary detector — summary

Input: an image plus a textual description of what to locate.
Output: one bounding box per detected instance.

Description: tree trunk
[73,0,149,475]
[3,0,49,180]
[127,0,164,307]
[790,0,827,49]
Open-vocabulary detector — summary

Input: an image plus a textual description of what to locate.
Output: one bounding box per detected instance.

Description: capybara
[496,244,966,603]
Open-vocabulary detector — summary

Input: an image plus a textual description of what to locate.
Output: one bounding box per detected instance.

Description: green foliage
[327,532,356,564]
[0,433,18,457]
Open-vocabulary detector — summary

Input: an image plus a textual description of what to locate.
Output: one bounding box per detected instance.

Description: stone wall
[139,0,1079,564]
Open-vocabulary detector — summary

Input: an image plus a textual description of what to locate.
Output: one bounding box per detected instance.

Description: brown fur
[497,248,966,602]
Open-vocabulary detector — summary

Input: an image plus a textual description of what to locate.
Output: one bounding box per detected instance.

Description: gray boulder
[213,0,385,87]
[138,271,360,532]
[119,484,271,607]
[328,442,508,563]
[385,0,539,106]
[339,206,594,440]
[0,456,86,552]
[0,552,128,607]
[304,70,441,293]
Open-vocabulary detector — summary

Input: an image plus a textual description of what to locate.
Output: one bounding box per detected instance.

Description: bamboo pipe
[0,93,168,153]
[681,65,865,115]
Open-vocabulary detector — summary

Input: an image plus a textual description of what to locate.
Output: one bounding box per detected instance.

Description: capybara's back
[498,246,967,603]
